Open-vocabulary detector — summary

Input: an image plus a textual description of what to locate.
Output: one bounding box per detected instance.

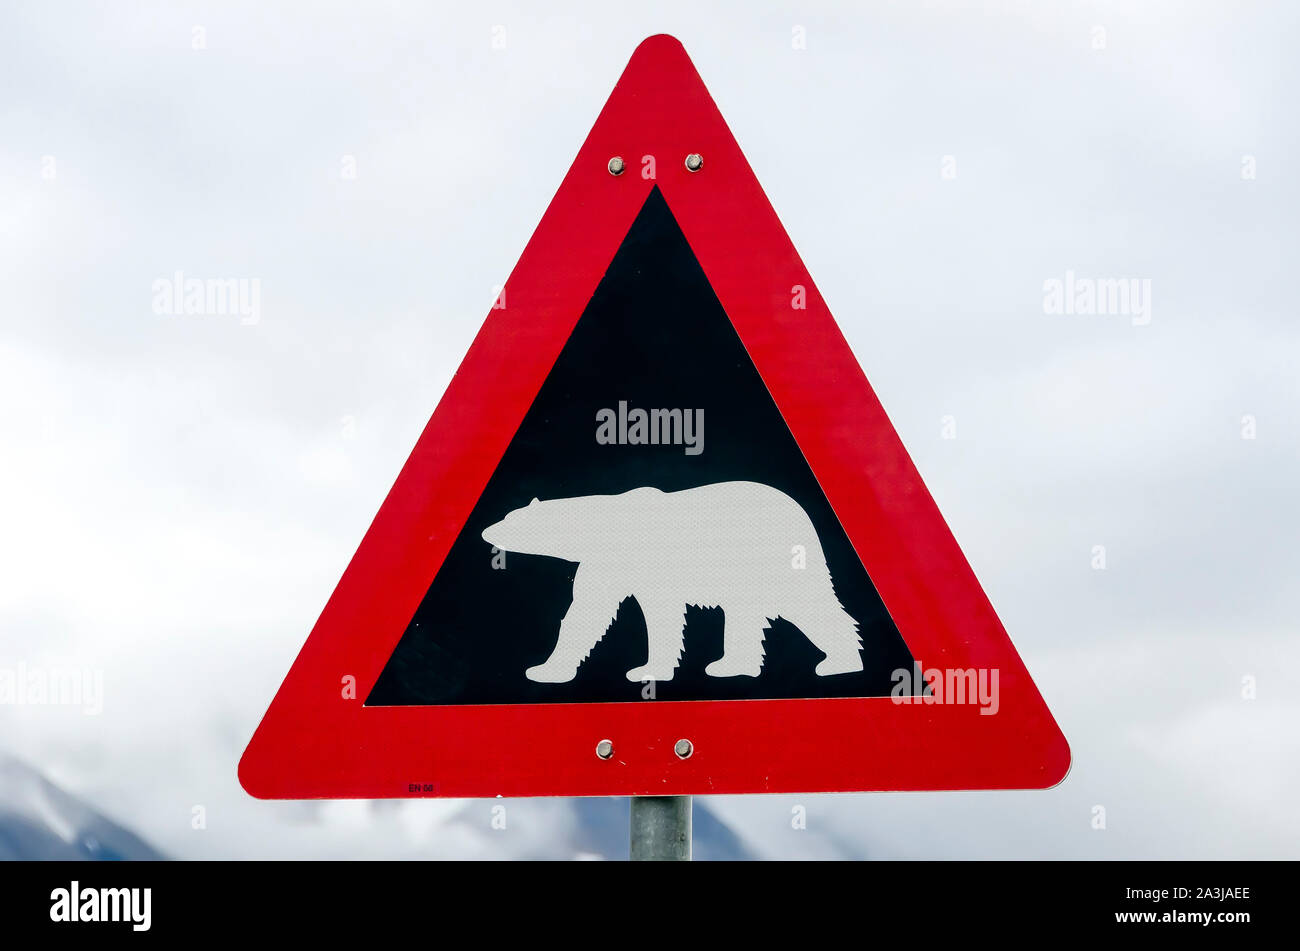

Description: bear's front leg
[526,567,621,683]
[705,609,767,678]
[625,598,686,683]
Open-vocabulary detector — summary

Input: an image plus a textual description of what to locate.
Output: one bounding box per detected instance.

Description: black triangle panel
[367,187,915,705]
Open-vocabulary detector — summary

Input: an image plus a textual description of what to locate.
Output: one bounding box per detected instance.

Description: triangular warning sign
[240,35,1069,799]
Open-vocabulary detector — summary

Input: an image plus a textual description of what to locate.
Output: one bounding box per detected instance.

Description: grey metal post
[630,795,692,860]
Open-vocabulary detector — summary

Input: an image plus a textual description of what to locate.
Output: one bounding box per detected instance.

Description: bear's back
[651,481,820,557]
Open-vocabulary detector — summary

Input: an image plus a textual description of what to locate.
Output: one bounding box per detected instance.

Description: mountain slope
[0,753,165,860]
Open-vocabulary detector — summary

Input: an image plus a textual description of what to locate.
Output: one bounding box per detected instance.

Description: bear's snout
[481,519,506,548]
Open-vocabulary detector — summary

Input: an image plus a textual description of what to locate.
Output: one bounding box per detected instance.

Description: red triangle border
[240,35,1070,799]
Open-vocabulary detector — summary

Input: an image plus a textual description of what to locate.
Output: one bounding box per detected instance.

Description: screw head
[595,739,614,760]
[674,738,693,759]
[684,153,703,172]
[607,156,625,176]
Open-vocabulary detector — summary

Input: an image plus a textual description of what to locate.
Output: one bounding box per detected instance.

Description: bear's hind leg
[705,610,767,678]
[624,599,686,683]
[788,602,864,676]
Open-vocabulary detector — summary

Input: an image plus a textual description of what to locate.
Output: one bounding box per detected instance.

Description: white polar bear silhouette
[481,481,863,684]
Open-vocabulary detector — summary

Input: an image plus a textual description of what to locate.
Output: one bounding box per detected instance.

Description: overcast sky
[1,0,1297,859]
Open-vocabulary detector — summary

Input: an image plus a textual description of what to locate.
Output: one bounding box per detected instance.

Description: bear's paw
[526,661,579,683]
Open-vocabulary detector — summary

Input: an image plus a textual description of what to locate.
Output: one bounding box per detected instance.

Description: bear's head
[482,495,590,561]
[482,487,662,562]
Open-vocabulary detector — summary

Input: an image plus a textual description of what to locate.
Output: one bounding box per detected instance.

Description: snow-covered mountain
[0,753,165,860]
[0,752,755,860]
[1,750,780,860]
